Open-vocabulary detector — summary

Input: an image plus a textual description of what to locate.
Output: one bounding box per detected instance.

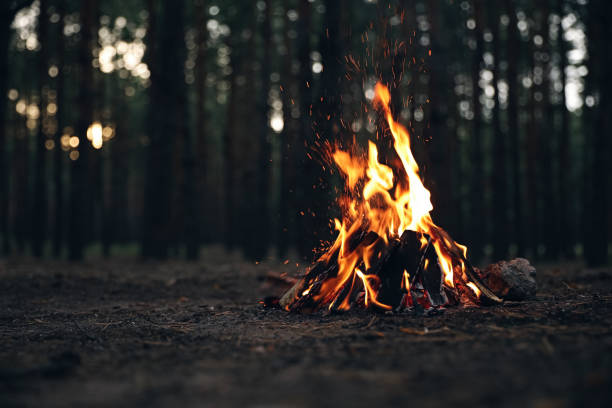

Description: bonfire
[280,83,535,313]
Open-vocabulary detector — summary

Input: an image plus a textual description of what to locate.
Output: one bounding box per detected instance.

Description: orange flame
[466,282,481,297]
[297,83,481,311]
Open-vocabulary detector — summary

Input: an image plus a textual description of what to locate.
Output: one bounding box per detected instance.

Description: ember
[281,83,529,313]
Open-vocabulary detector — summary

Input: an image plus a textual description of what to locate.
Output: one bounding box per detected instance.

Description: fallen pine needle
[400,327,429,335]
[400,326,452,335]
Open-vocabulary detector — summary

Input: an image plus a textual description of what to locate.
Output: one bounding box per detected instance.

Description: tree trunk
[539,3,556,259]
[278,2,295,258]
[68,0,95,260]
[469,0,485,261]
[299,0,342,260]
[489,5,507,261]
[505,0,524,257]
[52,0,65,257]
[245,0,272,260]
[295,0,314,259]
[0,0,34,255]
[556,0,571,258]
[192,0,208,252]
[142,0,186,259]
[426,0,453,237]
[525,8,540,261]
[0,5,13,254]
[222,37,241,250]
[584,0,610,266]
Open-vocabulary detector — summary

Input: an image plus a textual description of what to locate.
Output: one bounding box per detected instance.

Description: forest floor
[1,247,612,408]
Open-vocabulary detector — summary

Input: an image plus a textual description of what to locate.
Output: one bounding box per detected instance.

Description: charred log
[279,228,378,310]
[477,258,537,301]
[373,230,422,307]
[421,242,448,307]
[281,227,512,312]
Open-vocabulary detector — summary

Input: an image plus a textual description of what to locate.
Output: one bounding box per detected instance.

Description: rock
[480,258,537,301]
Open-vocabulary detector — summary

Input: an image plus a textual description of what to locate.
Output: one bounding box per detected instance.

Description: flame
[297,83,482,311]
[356,269,392,310]
[466,282,481,298]
[402,270,410,291]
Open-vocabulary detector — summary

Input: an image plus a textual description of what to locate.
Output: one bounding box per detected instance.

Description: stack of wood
[279,230,536,313]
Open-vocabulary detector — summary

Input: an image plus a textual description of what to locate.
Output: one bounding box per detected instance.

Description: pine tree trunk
[299,0,342,260]
[0,5,13,254]
[584,0,609,266]
[505,0,524,257]
[142,0,186,259]
[469,0,485,261]
[223,36,240,250]
[193,0,208,248]
[32,0,48,257]
[52,0,65,257]
[15,90,31,253]
[525,9,540,261]
[426,0,453,236]
[539,3,557,259]
[556,0,572,258]
[490,5,507,261]
[296,0,314,259]
[68,0,95,260]
[246,0,272,260]
[278,3,295,258]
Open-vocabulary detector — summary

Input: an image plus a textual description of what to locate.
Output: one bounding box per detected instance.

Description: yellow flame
[402,270,410,291]
[299,83,481,310]
[356,269,392,310]
[466,282,481,297]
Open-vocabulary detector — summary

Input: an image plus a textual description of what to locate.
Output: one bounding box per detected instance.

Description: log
[425,227,502,303]
[458,255,503,303]
[279,281,302,309]
[420,242,448,306]
[279,228,378,310]
[478,258,536,301]
[280,224,511,311]
[374,230,422,307]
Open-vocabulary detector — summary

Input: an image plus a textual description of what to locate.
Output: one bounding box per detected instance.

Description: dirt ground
[1,248,611,408]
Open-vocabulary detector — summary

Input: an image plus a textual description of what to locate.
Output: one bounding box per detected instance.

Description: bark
[556,0,571,258]
[539,3,557,259]
[525,9,541,261]
[278,2,295,258]
[505,0,524,256]
[469,0,485,261]
[237,8,260,257]
[299,0,343,260]
[52,0,65,257]
[245,0,272,260]
[107,95,129,248]
[0,6,12,254]
[489,5,507,261]
[295,0,314,258]
[0,1,34,253]
[13,98,30,253]
[479,258,537,300]
[222,36,240,250]
[68,0,95,260]
[426,0,453,237]
[584,0,610,266]
[399,0,418,132]
[181,0,197,260]
[193,0,208,247]
[141,0,186,259]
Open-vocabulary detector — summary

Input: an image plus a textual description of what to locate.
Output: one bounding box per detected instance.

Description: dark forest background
[0,0,610,266]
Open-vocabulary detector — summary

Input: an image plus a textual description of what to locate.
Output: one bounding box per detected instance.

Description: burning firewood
[280,83,527,314]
